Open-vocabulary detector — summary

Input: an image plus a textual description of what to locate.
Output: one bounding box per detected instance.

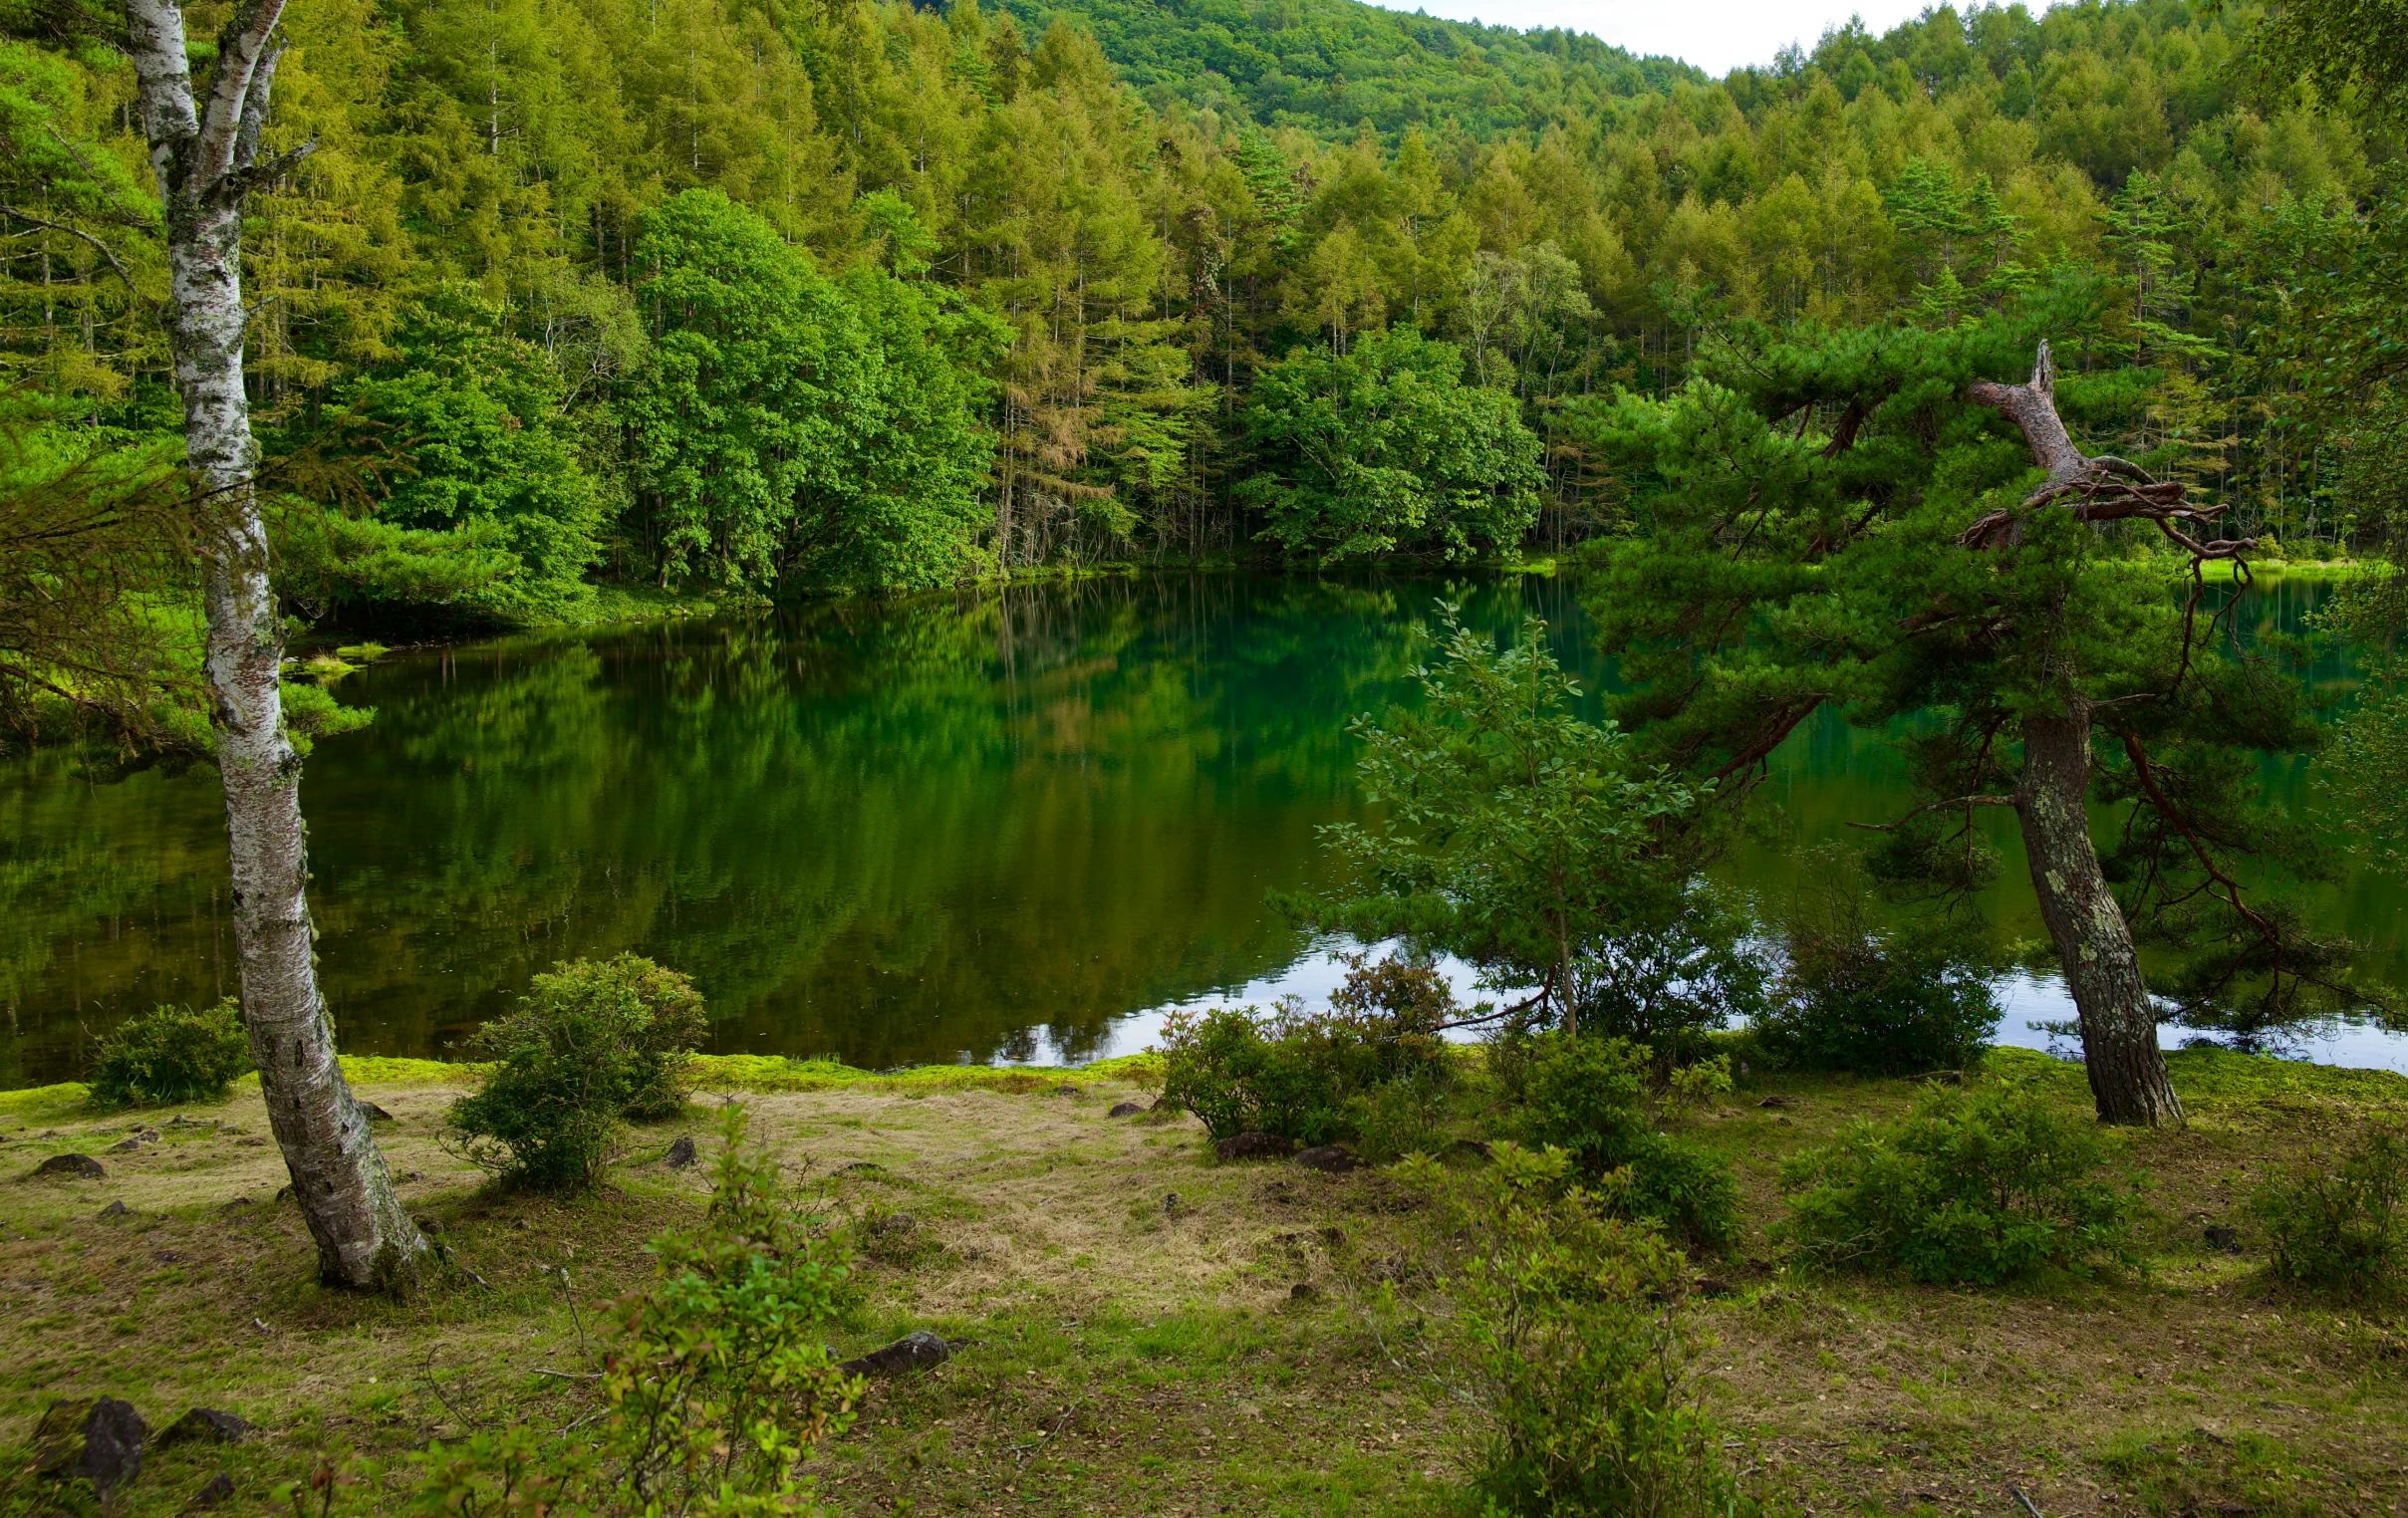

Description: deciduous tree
[121,0,426,1288]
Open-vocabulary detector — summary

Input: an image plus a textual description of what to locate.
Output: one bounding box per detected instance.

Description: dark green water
[3,571,2399,1088]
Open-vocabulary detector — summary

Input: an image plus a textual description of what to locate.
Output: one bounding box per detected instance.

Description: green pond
[4,571,2401,1089]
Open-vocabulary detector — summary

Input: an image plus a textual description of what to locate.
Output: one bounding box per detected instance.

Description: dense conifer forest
[0,0,2395,639]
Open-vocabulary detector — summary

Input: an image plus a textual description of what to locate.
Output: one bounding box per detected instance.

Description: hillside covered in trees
[0,0,2392,633]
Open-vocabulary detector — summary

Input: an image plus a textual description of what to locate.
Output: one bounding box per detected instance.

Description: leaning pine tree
[1575,289,2359,1126]
[121,0,425,1286]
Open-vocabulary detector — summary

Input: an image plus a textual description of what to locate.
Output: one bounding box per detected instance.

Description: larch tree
[1575,296,2359,1128]
[121,0,426,1288]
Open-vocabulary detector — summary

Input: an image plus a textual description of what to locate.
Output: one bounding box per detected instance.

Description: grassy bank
[2,1047,2404,1517]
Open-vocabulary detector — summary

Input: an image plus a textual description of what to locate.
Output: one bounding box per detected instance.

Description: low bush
[1513,1032,1741,1249]
[1347,1067,1454,1162]
[89,998,251,1107]
[1777,1082,2140,1283]
[402,1104,860,1515]
[1160,955,1454,1147]
[2250,1127,2406,1297]
[1396,1142,1742,1518]
[446,954,708,1190]
[1754,902,2000,1075]
[1571,897,1767,1062]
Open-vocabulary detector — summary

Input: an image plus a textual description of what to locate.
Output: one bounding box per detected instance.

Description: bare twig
[0,206,147,308]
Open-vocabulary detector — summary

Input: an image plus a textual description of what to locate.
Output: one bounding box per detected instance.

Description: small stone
[665,1136,697,1169]
[1289,1282,1316,1300]
[159,1408,252,1446]
[109,1138,144,1153]
[29,1152,106,1180]
[512,1219,530,1231]
[1214,1132,1295,1161]
[1292,1144,1359,1173]
[837,1330,949,1378]
[191,1472,236,1507]
[1163,1191,1183,1213]
[1107,1101,1147,1118]
[99,1200,131,1219]
[2205,1225,2242,1254]
[33,1397,147,1500]
[358,1102,395,1123]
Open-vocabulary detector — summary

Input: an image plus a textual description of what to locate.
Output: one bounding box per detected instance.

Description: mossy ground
[1,1047,2403,1517]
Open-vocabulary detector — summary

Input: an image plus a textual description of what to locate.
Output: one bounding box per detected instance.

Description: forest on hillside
[0,0,2399,650]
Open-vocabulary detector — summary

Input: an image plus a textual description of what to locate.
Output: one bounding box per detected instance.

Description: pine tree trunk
[2014,709,2184,1127]
[126,0,427,1290]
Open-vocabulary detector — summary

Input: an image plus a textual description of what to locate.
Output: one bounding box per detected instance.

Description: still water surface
[5,572,2401,1087]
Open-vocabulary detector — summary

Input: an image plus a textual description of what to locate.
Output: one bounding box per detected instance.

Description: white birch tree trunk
[123,0,427,1290]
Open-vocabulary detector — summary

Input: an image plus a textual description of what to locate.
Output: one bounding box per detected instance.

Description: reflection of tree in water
[3,572,2393,1080]
[0,575,1517,1079]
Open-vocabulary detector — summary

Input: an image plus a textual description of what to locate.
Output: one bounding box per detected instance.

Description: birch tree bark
[123,0,427,1289]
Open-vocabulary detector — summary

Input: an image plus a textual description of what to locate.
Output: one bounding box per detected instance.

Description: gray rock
[110,1138,146,1153]
[29,1152,105,1180]
[1214,1132,1295,1161]
[665,1136,697,1169]
[33,1397,147,1500]
[837,1330,949,1378]
[1293,1144,1360,1173]
[190,1472,236,1507]
[159,1408,252,1446]
[1107,1101,1147,1118]
[100,1200,131,1219]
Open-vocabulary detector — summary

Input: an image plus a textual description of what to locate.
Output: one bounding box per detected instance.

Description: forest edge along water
[5,569,2400,1091]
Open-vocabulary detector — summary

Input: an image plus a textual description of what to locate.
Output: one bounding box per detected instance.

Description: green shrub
[1160,955,1455,1146]
[446,954,707,1190]
[1754,904,1999,1075]
[1346,1067,1454,1162]
[1396,1142,1740,1518]
[1572,901,1767,1062]
[1777,1083,2140,1283]
[89,999,251,1107]
[1514,1032,1741,1249]
[402,1105,859,1515]
[2250,1128,2407,1296]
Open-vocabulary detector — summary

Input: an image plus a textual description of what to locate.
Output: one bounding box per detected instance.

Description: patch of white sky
[1396,1,2005,79]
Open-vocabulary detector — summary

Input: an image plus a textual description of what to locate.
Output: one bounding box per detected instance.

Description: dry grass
[0,1049,2404,1517]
